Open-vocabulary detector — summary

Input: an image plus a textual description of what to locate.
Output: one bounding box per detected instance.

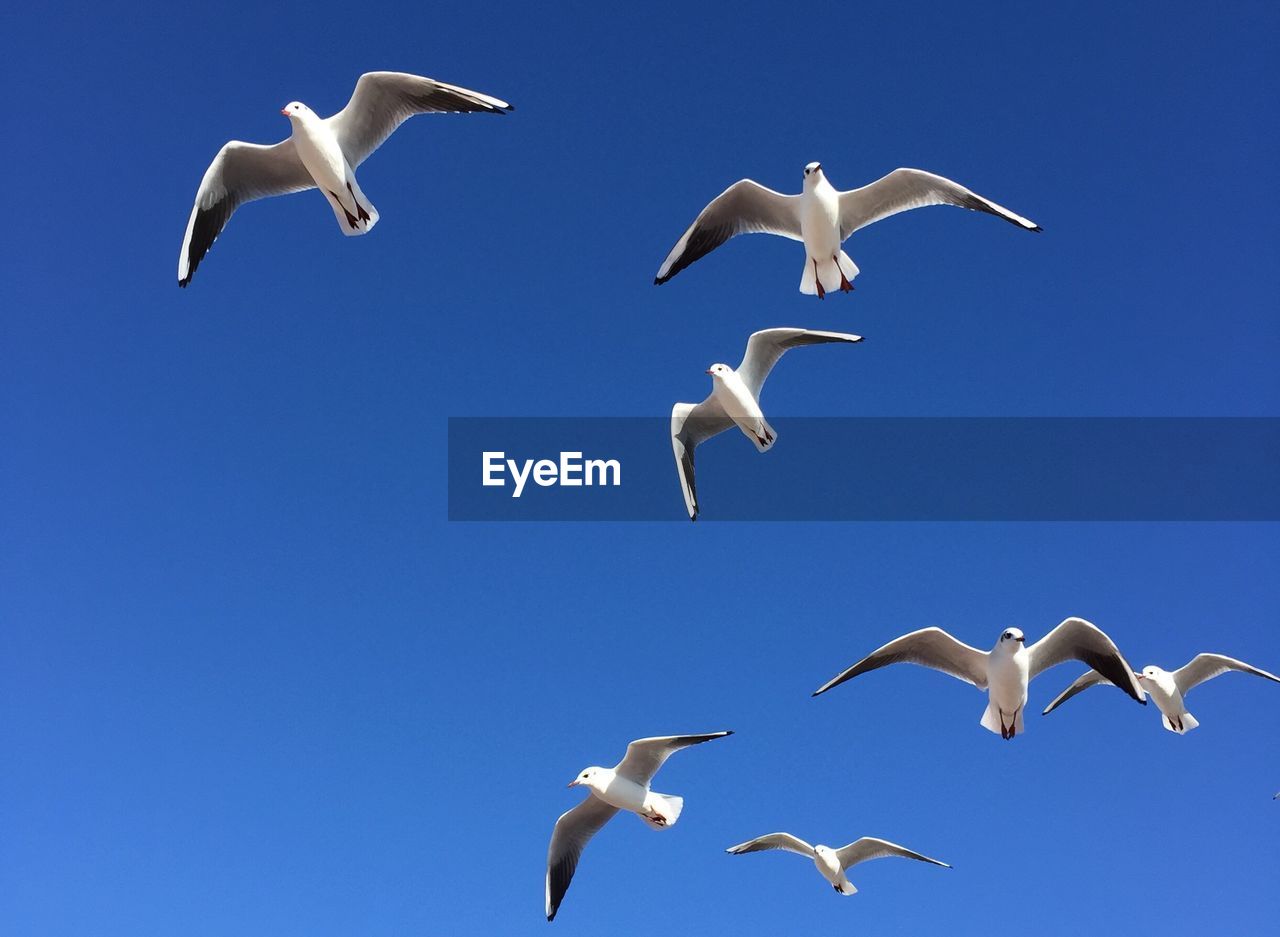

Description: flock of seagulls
[546,623,1277,921]
[172,70,1276,925]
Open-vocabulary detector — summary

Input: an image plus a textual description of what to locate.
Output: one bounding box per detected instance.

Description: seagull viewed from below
[655,164,1040,297]
[177,71,512,286]
[812,618,1144,739]
[671,327,863,520]
[1043,653,1280,733]
[545,732,733,922]
[726,832,950,896]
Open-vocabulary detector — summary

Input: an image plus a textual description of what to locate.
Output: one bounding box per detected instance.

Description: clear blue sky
[2,1,1278,934]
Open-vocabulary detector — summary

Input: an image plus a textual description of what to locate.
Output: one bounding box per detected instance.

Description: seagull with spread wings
[1043,652,1280,733]
[178,71,512,286]
[812,618,1145,739]
[655,163,1040,297]
[671,327,863,520]
[546,732,733,922]
[726,831,950,896]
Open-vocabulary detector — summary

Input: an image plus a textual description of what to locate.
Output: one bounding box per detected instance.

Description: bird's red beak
[705,368,714,375]
[566,779,579,788]
[281,107,290,117]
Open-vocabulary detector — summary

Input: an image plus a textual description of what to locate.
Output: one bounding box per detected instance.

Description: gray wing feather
[1173,654,1280,696]
[613,731,733,785]
[1041,669,1120,715]
[838,168,1041,241]
[736,328,864,399]
[178,139,314,286]
[725,832,815,857]
[655,180,802,284]
[671,398,734,521]
[813,627,990,696]
[1027,617,1144,703]
[835,837,952,871]
[545,796,619,921]
[326,71,511,168]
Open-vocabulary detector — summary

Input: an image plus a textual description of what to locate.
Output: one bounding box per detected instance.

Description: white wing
[838,168,1041,241]
[1172,654,1280,696]
[1041,669,1125,715]
[1027,617,1144,703]
[670,398,734,521]
[655,180,802,284]
[725,832,816,857]
[835,837,952,871]
[613,732,733,786]
[736,328,864,399]
[326,71,511,168]
[813,627,990,696]
[178,139,314,286]
[545,795,619,922]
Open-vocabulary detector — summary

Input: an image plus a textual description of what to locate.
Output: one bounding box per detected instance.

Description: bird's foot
[836,257,854,292]
[813,258,825,299]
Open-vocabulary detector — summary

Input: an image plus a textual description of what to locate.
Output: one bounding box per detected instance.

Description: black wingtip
[654,276,666,286]
[178,280,189,288]
[1031,225,1043,233]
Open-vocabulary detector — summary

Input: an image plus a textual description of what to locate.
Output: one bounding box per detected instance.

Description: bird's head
[567,767,602,789]
[999,628,1026,648]
[706,363,732,380]
[1136,666,1162,682]
[281,101,313,121]
[803,162,824,185]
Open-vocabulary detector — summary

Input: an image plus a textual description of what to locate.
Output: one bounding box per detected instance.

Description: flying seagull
[655,164,1040,297]
[812,618,1144,739]
[1043,653,1280,733]
[671,327,863,520]
[726,832,950,896]
[177,71,512,286]
[546,731,733,922]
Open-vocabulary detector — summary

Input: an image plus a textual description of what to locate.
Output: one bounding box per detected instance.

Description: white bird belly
[594,775,650,813]
[1146,680,1184,717]
[292,125,349,194]
[987,654,1029,712]
[814,850,842,884]
[712,374,766,434]
[800,187,841,258]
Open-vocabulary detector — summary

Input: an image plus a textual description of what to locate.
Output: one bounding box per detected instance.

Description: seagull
[545,731,733,922]
[726,832,950,896]
[812,618,1145,739]
[177,71,512,286]
[1043,653,1280,733]
[671,328,863,520]
[654,164,1040,297]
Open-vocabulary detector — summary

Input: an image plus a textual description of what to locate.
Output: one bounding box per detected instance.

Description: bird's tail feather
[1162,711,1199,734]
[799,252,859,295]
[836,879,858,895]
[642,793,683,829]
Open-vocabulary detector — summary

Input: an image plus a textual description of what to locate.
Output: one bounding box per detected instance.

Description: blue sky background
[2,1,1278,934]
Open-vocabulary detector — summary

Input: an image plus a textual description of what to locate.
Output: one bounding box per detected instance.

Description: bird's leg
[835,255,854,292]
[812,258,825,299]
[329,191,361,230]
[347,182,371,223]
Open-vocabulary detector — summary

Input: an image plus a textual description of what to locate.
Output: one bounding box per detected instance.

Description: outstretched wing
[545,796,619,921]
[671,398,734,521]
[178,139,313,286]
[326,71,511,168]
[655,180,802,284]
[613,732,733,786]
[1027,617,1144,703]
[838,168,1041,241]
[813,627,990,696]
[725,832,815,857]
[835,837,952,871]
[736,328,864,399]
[1173,654,1280,696]
[1041,670,1127,715]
